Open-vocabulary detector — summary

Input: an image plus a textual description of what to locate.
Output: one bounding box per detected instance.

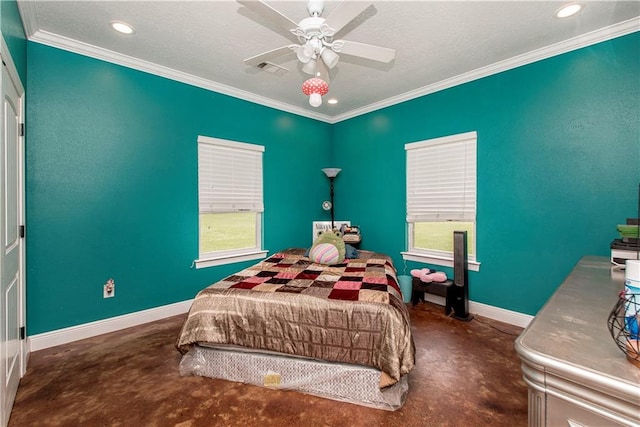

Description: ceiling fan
[237,0,396,105]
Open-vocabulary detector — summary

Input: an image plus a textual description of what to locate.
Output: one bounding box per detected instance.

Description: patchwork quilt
[176,249,415,383]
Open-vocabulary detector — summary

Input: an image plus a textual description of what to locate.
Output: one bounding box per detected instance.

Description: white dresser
[515,256,640,427]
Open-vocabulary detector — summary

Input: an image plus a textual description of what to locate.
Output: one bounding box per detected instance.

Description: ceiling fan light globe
[309,93,322,107]
[320,48,339,69]
[302,59,317,75]
[296,44,313,63]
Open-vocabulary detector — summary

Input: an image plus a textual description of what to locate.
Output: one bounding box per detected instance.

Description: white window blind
[405,131,476,222]
[197,136,264,214]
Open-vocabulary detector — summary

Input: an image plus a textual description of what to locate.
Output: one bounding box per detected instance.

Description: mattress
[176,249,415,383]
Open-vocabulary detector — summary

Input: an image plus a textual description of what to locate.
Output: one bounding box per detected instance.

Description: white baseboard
[28,299,193,352]
[28,294,532,353]
[423,294,533,328]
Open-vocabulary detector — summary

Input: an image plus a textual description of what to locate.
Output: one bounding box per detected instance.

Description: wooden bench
[412,276,455,315]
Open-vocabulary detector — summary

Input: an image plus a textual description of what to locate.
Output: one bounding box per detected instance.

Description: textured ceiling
[18,1,640,122]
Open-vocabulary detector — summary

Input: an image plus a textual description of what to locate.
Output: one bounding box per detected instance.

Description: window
[402,131,480,271]
[195,135,267,268]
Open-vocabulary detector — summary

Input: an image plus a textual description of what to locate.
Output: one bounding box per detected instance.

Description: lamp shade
[322,168,341,178]
[301,78,329,108]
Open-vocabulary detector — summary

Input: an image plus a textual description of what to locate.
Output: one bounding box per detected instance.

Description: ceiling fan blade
[244,45,297,67]
[324,1,371,35]
[237,0,299,32]
[334,40,396,63]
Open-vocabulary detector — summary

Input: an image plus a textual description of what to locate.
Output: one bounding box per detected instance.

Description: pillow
[309,243,341,265]
[345,244,360,259]
[308,230,346,264]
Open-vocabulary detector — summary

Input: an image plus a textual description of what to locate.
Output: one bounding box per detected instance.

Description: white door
[0,42,25,427]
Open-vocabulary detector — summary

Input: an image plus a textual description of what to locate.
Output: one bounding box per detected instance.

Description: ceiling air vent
[257,62,288,77]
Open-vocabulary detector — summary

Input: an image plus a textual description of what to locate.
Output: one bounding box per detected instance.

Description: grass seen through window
[414,222,474,255]
[200,213,472,256]
[200,212,256,254]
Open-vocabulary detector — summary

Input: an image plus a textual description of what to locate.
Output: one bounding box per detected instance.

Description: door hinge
[19,225,25,238]
[20,326,26,340]
[20,123,24,137]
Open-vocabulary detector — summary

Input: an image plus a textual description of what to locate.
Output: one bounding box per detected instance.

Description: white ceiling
[17,1,640,123]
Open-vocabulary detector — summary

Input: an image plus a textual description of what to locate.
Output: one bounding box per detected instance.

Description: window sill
[401,251,481,272]
[195,250,268,269]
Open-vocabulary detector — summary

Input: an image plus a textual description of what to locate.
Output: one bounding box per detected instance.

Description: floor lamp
[321,168,341,229]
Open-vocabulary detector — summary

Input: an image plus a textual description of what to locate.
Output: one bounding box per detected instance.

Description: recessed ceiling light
[327,99,338,105]
[111,21,135,35]
[556,3,582,18]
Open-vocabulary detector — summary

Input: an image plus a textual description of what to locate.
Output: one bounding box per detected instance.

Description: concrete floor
[9,302,528,426]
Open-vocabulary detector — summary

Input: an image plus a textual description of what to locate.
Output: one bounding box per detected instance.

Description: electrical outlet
[104,278,115,298]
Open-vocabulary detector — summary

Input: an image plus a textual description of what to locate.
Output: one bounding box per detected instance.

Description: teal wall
[26,43,332,334]
[1,0,26,83]
[22,26,640,333]
[332,32,640,315]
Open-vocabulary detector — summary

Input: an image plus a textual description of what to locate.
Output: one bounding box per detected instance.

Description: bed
[176,248,415,410]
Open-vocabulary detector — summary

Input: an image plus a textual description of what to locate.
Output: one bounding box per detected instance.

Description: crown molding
[25,27,334,123]
[330,18,640,123]
[16,0,38,40]
[17,0,639,125]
